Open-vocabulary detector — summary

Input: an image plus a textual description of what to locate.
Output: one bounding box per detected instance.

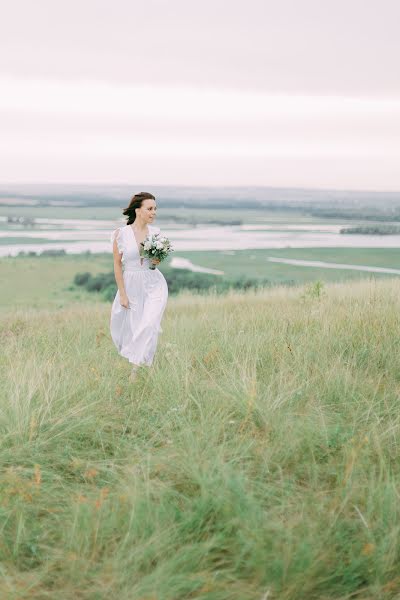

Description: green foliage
[40,248,67,256]
[73,266,278,300]
[301,279,326,301]
[161,267,273,295]
[311,209,400,222]
[73,271,91,286]
[85,272,115,293]
[1,278,400,597]
[341,224,400,235]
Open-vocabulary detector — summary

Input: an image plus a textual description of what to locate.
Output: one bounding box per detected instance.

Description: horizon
[1,182,400,195]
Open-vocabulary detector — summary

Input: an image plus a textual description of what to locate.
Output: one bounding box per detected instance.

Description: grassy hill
[2,249,400,313]
[1,278,400,599]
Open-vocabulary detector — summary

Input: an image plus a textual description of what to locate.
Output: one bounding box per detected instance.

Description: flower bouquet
[141,233,174,270]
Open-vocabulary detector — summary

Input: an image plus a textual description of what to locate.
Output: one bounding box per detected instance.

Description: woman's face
[137,198,157,223]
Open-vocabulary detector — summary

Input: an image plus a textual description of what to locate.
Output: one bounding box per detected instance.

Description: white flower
[156,241,163,250]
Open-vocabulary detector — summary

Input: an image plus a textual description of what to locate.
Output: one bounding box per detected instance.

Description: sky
[1,0,399,190]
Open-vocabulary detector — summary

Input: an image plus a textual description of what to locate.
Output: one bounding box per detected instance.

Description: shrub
[73,272,92,286]
[72,266,276,299]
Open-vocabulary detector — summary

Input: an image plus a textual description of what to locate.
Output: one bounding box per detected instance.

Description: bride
[110,192,169,381]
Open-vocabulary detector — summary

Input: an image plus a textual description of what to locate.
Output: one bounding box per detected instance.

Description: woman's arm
[112,230,129,307]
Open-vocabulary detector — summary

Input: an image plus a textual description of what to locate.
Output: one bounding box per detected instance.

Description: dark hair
[122,192,156,225]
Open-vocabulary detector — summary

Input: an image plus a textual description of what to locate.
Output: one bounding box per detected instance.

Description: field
[2,187,400,597]
[171,248,400,283]
[1,273,400,598]
[1,205,313,223]
[1,247,400,312]
[0,255,111,310]
[1,203,397,226]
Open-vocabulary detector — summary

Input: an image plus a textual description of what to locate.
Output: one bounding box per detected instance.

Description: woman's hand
[120,292,130,309]
[151,258,161,266]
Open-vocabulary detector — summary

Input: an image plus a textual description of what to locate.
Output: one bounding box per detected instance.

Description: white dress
[109,223,169,367]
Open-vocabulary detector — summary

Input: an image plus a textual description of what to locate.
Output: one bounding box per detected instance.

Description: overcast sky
[1,0,399,190]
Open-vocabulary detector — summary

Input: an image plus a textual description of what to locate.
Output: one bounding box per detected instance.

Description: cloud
[1,0,400,188]
[1,0,400,96]
[0,77,399,187]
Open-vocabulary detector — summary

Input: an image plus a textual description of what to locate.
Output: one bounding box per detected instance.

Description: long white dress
[109,223,169,367]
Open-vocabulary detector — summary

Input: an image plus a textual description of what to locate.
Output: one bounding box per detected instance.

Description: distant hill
[0,183,399,210]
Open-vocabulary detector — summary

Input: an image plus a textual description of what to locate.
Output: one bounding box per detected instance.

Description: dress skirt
[110,266,168,367]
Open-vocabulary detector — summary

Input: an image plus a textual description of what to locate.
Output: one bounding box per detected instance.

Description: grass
[0,237,57,245]
[1,277,400,598]
[2,247,400,312]
[0,255,112,310]
[172,248,400,284]
[0,203,364,224]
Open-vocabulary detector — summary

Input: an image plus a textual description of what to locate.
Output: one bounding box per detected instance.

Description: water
[170,257,224,275]
[267,257,400,275]
[2,218,400,257]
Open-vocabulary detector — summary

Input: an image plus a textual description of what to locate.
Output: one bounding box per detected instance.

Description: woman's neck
[132,219,148,231]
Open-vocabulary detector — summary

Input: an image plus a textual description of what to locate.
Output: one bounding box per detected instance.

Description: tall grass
[1,278,400,599]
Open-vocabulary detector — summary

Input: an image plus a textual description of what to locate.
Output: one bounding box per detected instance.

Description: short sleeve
[111,227,124,254]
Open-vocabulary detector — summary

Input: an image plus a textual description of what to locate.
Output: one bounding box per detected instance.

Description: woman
[110,192,169,381]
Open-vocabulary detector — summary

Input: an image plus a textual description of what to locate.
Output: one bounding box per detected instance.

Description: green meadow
[1,249,400,597]
[170,248,400,284]
[1,247,400,311]
[0,203,372,224]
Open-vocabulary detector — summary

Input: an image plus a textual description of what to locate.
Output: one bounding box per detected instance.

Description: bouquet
[141,233,174,270]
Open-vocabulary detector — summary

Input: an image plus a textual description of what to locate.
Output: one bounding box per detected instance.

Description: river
[1,218,400,257]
